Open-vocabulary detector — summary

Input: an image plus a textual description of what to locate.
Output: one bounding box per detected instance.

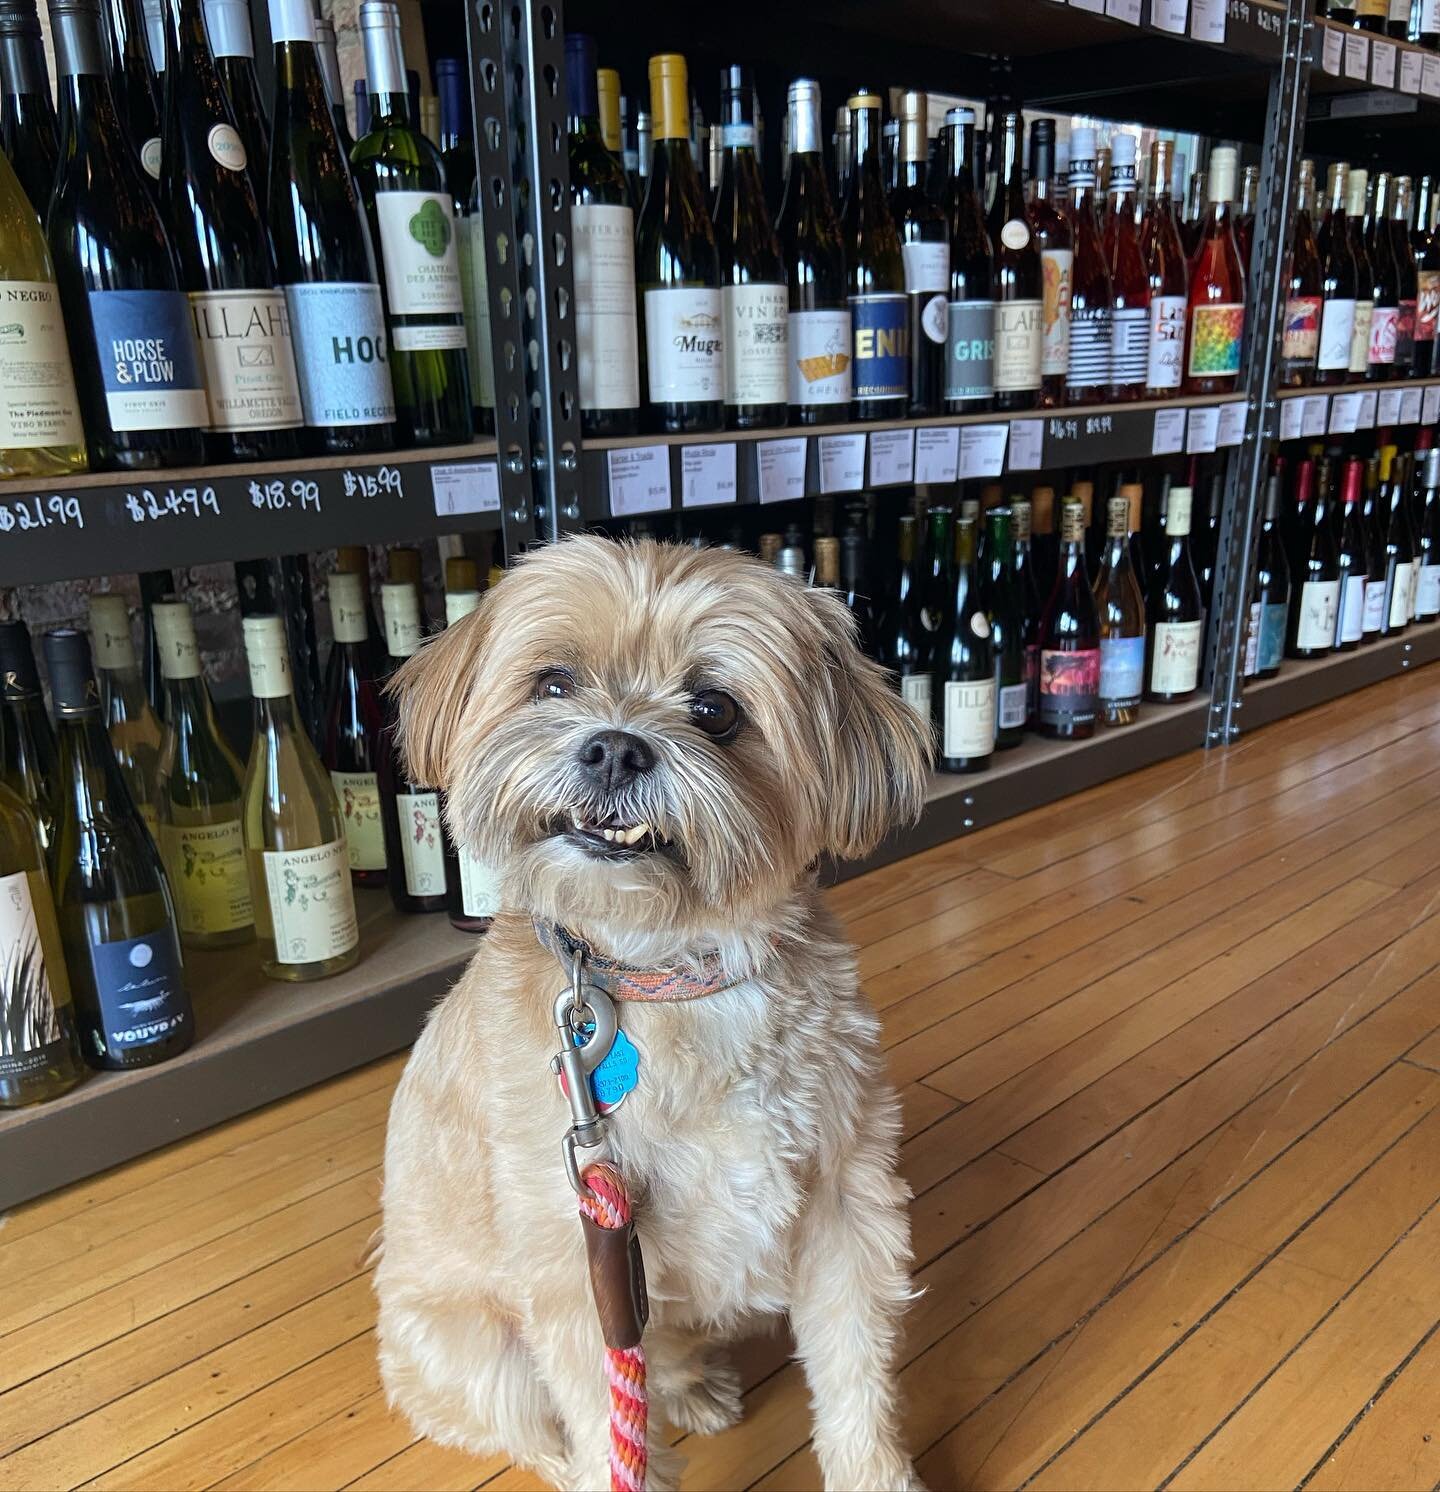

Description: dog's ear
[802,586,932,861]
[386,597,491,791]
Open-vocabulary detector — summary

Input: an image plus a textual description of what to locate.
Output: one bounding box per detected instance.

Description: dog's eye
[534,669,575,701]
[690,690,740,740]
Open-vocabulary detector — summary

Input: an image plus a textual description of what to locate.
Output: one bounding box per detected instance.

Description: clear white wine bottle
[88,594,162,839]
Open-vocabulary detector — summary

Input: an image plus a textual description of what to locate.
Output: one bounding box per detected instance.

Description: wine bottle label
[1038,648,1099,729]
[1099,635,1144,706]
[458,845,501,918]
[1243,602,1261,677]
[1423,0,1440,29]
[849,293,908,401]
[374,192,464,317]
[1110,307,1148,388]
[1316,297,1356,371]
[1389,564,1413,629]
[1259,602,1287,673]
[1362,577,1387,633]
[943,678,995,759]
[331,770,386,872]
[644,286,724,402]
[1186,302,1244,378]
[1356,0,1387,14]
[994,299,1042,392]
[457,218,497,410]
[0,282,85,450]
[1389,0,1410,18]
[1024,643,1039,716]
[140,136,162,180]
[997,681,1027,730]
[788,309,852,407]
[86,290,209,433]
[207,123,247,172]
[89,925,190,1060]
[159,820,253,936]
[0,870,69,1084]
[1416,272,1440,345]
[945,300,994,401]
[1281,296,1321,361]
[396,790,446,897]
[898,672,931,727]
[1395,299,1417,366]
[1040,249,1073,377]
[1417,563,1440,617]
[189,290,305,433]
[1066,305,1112,389]
[391,324,468,351]
[1408,562,1420,620]
[1338,572,1365,644]
[722,282,789,406]
[1367,305,1399,366]
[283,282,396,427]
[572,203,639,412]
[1145,294,1186,390]
[262,839,359,964]
[902,241,949,295]
[1149,620,1201,695]
[1349,301,1374,374]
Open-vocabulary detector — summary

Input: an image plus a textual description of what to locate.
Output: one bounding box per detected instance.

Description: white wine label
[331,771,386,872]
[0,870,69,1083]
[902,241,949,296]
[375,192,465,316]
[1099,634,1145,705]
[391,324,469,351]
[722,282,788,406]
[457,217,497,411]
[159,820,253,936]
[850,292,908,400]
[994,299,1042,392]
[1417,563,1440,617]
[1040,248,1073,377]
[1149,620,1201,694]
[0,281,84,450]
[1298,578,1341,649]
[1389,564,1413,629]
[644,286,723,402]
[1111,306,1148,387]
[1146,293,1186,389]
[207,123,247,171]
[140,136,162,179]
[458,846,501,918]
[788,309,851,407]
[1349,301,1374,375]
[1067,305,1113,388]
[900,671,931,725]
[945,299,994,401]
[89,925,189,1060]
[1368,305,1399,366]
[189,289,305,433]
[997,681,1028,730]
[1317,297,1356,371]
[1339,572,1365,644]
[262,839,359,964]
[283,282,396,427]
[572,203,639,413]
[86,289,208,432]
[943,678,995,759]
[396,790,446,897]
[1363,577,1387,633]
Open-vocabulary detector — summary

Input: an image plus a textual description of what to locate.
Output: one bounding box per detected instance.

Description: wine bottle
[1361,454,1388,641]
[1141,138,1187,399]
[235,555,326,746]
[1416,181,1440,375]
[1346,168,1376,377]
[1390,175,1420,375]
[1011,497,1043,722]
[44,627,192,1071]
[1105,132,1148,402]
[0,0,59,216]
[0,148,87,479]
[595,65,622,162]
[1144,485,1204,703]
[715,64,787,430]
[48,0,207,471]
[314,12,352,158]
[321,571,387,889]
[891,88,946,417]
[88,594,162,839]
[984,506,1027,748]
[438,66,492,441]
[103,0,160,177]
[1382,458,1417,633]
[1030,484,1059,598]
[832,103,850,204]
[879,512,931,725]
[351,1,470,446]
[203,0,269,177]
[1235,163,1260,272]
[242,615,360,981]
[149,598,253,949]
[990,108,1041,410]
[266,0,396,454]
[1334,456,1369,651]
[565,32,639,438]
[940,105,993,413]
[1365,171,1402,381]
[0,776,84,1107]
[1183,147,1245,395]
[843,90,907,420]
[937,516,994,773]
[1064,127,1113,406]
[840,529,878,658]
[159,0,305,463]
[0,621,58,851]
[1245,472,1290,680]
[1095,494,1146,726]
[1037,497,1100,740]
[1280,159,1322,387]
[776,78,851,425]
[1415,449,1440,620]
[921,502,954,642]
[1387,0,1411,35]
[1314,162,1358,385]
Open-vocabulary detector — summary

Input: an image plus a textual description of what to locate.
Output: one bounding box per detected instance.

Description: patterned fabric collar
[534,921,752,1002]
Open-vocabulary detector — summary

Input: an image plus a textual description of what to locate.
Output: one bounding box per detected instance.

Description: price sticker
[818,434,867,493]
[1217,400,1248,447]
[1399,387,1424,425]
[1329,391,1361,433]
[431,461,500,517]
[1279,397,1306,441]
[1423,385,1440,425]
[1321,26,1342,75]
[680,443,738,506]
[958,424,1009,479]
[1371,38,1397,89]
[1189,0,1225,42]
[1186,404,1220,453]
[1151,407,1186,455]
[868,428,916,486]
[1150,0,1187,31]
[1345,31,1370,78]
[1400,48,1423,92]
[757,437,807,503]
[914,427,960,483]
[1008,419,1045,471]
[1357,389,1378,427]
[607,447,671,516]
[1377,387,1404,426]
[1422,53,1440,95]
[1105,0,1141,22]
[1301,395,1330,438]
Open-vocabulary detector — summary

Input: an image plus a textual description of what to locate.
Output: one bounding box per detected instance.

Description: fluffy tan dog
[375,535,931,1491]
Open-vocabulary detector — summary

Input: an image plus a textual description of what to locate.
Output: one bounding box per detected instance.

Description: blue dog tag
[573,1023,641,1112]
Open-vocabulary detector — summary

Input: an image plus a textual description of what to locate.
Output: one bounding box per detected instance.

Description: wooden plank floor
[6,665,1440,1492]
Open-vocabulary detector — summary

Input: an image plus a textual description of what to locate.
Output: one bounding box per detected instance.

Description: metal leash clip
[550,945,619,1195]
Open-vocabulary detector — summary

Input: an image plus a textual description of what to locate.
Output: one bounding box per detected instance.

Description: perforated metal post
[1205,0,1314,745]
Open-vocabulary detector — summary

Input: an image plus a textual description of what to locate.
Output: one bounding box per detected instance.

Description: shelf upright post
[1205,0,1314,746]
[461,0,584,545]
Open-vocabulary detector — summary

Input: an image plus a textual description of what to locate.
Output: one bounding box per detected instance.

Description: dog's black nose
[578,729,656,791]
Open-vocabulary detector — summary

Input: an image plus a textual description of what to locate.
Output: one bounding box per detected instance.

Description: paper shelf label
[1329,392,1360,434]
[959,424,1008,479]
[1151,407,1186,455]
[680,443,737,507]
[914,427,960,483]
[868,429,916,486]
[1217,401,1247,447]
[607,447,671,516]
[757,437,807,503]
[818,434,866,494]
[1301,395,1330,438]
[1008,419,1045,471]
[431,461,500,517]
[1186,405,1219,453]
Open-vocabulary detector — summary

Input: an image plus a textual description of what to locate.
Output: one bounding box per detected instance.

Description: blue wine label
[849,292,908,401]
[1099,635,1144,707]
[945,299,995,401]
[1259,602,1287,673]
[282,282,397,428]
[85,289,209,433]
[89,926,190,1062]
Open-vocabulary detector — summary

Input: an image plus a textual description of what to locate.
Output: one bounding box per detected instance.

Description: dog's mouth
[559,810,671,861]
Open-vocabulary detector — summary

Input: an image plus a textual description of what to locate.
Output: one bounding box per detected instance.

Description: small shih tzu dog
[375,536,930,1491]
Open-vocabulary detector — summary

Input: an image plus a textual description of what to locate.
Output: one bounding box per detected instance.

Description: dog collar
[534,920,751,1003]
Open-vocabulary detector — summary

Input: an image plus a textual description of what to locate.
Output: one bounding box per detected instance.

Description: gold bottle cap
[1031,485,1055,532]
[445,555,479,592]
[758,532,783,564]
[648,53,689,140]
[388,546,422,587]
[597,67,622,151]
[1119,481,1144,535]
[814,536,840,587]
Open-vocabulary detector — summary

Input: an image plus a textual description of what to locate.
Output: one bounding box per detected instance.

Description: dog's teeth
[602,828,616,842]
[622,823,649,845]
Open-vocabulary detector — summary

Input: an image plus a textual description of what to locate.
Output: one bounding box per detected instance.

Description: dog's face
[390,536,930,939]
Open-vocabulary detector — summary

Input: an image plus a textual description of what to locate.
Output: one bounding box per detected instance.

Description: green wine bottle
[88,594,163,838]
[0,620,58,853]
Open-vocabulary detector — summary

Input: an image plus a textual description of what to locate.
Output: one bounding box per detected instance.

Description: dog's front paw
[823,1456,925,1492]
[662,1357,743,1436]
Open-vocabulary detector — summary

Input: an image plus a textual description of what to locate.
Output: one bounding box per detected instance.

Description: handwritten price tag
[0,493,84,533]
[680,443,738,506]
[607,447,671,516]
[248,477,322,513]
[124,485,220,523]
[757,437,807,503]
[341,465,403,499]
